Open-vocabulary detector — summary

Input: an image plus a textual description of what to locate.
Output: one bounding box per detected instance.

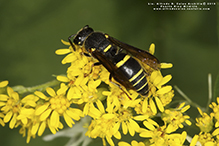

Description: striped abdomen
[114,53,149,96]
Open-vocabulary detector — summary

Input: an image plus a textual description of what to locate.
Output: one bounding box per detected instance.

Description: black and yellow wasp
[68,25,160,98]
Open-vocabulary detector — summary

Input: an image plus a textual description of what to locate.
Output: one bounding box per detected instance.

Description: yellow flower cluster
[54,40,189,146]
[189,97,219,146]
[0,38,192,146]
[0,80,83,143]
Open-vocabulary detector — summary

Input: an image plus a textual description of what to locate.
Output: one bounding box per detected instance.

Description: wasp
[68,25,160,97]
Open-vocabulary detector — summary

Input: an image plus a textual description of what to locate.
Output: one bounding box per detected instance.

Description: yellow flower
[103,83,141,111]
[102,66,173,118]
[148,70,173,112]
[56,40,106,108]
[86,100,120,146]
[139,120,187,146]
[209,97,219,127]
[208,97,219,140]
[55,39,79,64]
[118,108,141,136]
[56,39,103,81]
[134,100,155,122]
[34,87,83,134]
[43,116,92,146]
[196,107,213,133]
[189,99,219,146]
[17,107,42,143]
[0,82,46,143]
[86,99,142,146]
[198,132,216,145]
[0,86,21,129]
[189,132,217,146]
[11,94,45,143]
[118,140,145,146]
[162,102,191,133]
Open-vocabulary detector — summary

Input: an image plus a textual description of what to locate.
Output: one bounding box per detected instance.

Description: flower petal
[31,122,40,135]
[143,120,155,131]
[34,91,47,100]
[38,121,46,136]
[160,63,173,69]
[149,98,157,114]
[0,80,9,88]
[122,121,128,135]
[9,113,17,129]
[142,99,148,113]
[149,43,155,55]
[63,112,74,127]
[55,49,71,55]
[61,39,70,45]
[50,110,59,127]
[46,87,56,97]
[35,103,50,115]
[96,100,105,113]
[155,96,164,112]
[4,110,12,123]
[0,94,8,101]
[56,76,70,82]
[159,75,172,86]
[40,108,52,121]
[156,86,172,95]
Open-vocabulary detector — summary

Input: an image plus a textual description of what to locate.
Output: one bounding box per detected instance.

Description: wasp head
[73,25,94,46]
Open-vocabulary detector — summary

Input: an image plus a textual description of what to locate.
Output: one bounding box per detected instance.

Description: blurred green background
[0,0,218,146]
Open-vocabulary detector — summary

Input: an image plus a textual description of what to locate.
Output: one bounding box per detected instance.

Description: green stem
[12,80,60,94]
[206,74,212,111]
[174,85,204,111]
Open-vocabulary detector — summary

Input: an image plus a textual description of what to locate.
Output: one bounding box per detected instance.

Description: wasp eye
[73,35,82,45]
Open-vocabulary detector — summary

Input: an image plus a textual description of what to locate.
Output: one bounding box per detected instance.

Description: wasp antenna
[68,34,76,51]
[84,25,89,28]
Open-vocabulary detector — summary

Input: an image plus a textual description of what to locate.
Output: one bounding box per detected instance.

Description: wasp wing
[91,49,134,89]
[106,35,160,70]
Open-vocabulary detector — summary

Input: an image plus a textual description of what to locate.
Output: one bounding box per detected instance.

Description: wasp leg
[109,74,132,100]
[87,62,101,76]
[93,62,101,66]
[83,53,91,57]
[115,47,123,55]
[68,34,76,51]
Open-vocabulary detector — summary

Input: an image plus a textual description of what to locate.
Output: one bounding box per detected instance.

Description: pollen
[50,95,70,114]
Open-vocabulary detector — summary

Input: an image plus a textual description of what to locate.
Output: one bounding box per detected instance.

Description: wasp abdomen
[114,53,149,96]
